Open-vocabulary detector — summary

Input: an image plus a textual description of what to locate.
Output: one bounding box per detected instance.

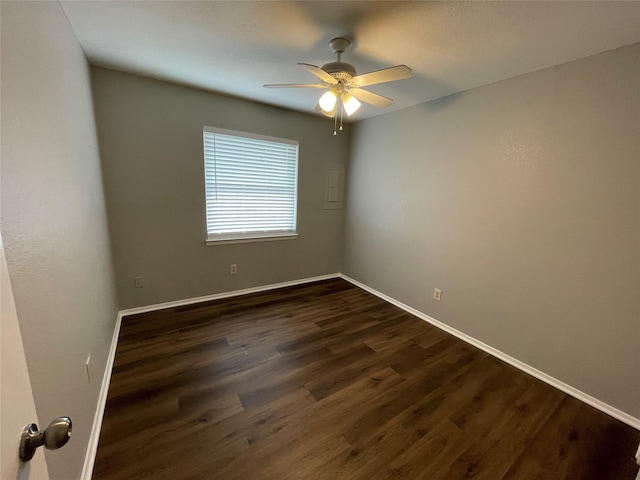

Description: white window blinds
[203,127,299,243]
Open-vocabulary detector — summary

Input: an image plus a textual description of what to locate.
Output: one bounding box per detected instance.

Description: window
[203,127,299,245]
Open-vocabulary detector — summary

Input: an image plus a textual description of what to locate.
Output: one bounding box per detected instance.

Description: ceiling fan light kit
[319,89,338,112]
[264,37,412,135]
[342,94,361,116]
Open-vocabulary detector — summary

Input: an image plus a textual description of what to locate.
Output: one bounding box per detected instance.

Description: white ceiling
[59,1,640,121]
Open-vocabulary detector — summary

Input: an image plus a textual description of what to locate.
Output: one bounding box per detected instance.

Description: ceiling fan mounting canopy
[329,37,350,55]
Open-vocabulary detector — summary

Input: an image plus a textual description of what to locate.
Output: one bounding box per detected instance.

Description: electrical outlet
[433,288,442,301]
[85,355,92,384]
[230,264,238,275]
[134,276,144,288]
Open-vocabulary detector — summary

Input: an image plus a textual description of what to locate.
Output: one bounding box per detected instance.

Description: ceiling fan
[264,38,412,134]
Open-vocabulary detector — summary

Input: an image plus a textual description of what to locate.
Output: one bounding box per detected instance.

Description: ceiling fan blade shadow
[264,83,327,89]
[351,65,412,87]
[349,88,393,108]
[298,63,338,84]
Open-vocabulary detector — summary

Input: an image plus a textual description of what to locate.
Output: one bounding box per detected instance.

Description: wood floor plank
[92,278,639,480]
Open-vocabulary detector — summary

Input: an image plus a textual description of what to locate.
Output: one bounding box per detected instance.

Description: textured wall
[343,44,640,418]
[91,68,349,309]
[1,2,119,479]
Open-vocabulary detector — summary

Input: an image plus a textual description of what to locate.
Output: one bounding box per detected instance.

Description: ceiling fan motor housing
[321,62,356,82]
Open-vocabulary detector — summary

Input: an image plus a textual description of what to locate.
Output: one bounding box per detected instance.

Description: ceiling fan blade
[349,88,393,108]
[351,65,412,87]
[264,83,327,89]
[298,63,338,85]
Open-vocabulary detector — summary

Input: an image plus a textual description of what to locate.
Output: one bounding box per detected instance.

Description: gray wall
[91,68,349,309]
[1,2,119,479]
[343,44,640,418]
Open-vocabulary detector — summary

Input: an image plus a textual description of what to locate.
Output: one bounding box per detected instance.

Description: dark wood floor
[92,278,639,480]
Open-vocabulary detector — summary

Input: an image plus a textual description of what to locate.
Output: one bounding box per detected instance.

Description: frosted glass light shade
[343,94,361,116]
[319,90,337,112]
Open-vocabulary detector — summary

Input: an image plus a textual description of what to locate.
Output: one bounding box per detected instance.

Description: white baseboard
[81,311,123,480]
[80,273,340,478]
[339,274,640,430]
[119,273,341,317]
[81,271,638,479]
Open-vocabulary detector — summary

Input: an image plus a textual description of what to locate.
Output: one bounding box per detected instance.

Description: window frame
[202,126,299,246]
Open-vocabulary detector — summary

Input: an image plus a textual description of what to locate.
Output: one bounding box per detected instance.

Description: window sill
[206,233,299,246]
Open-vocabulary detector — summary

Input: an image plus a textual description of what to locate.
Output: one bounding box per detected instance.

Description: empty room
[1,1,639,480]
